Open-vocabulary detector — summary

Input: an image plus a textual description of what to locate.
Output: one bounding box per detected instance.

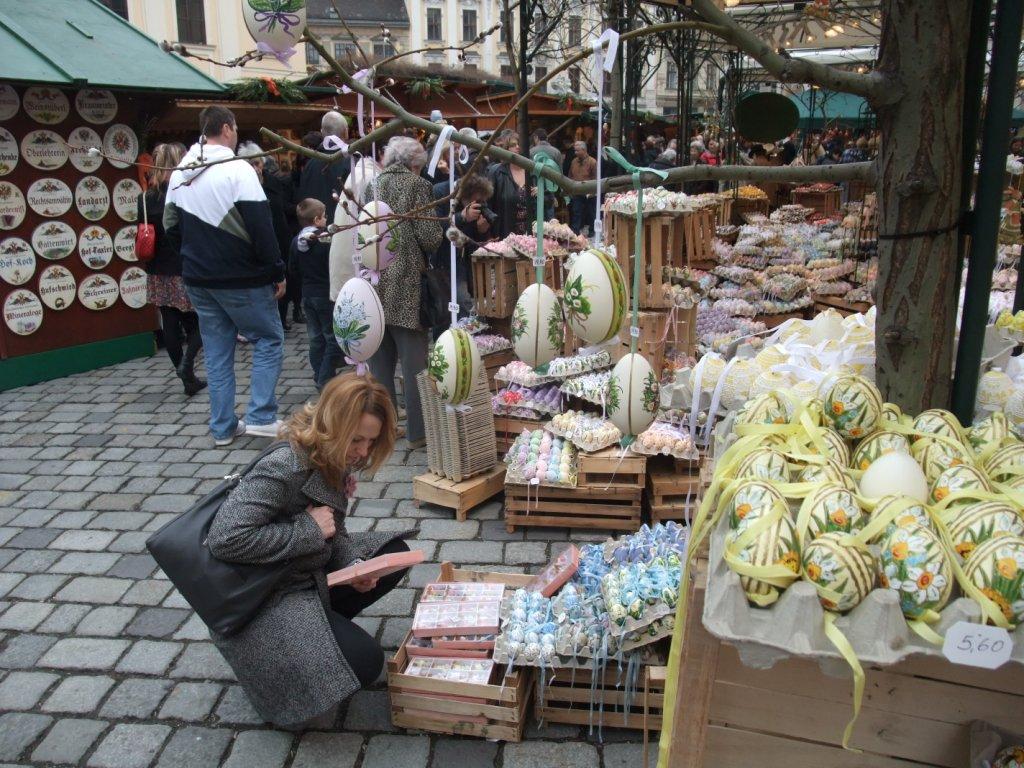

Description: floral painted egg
[801,483,866,541]
[332,277,384,364]
[872,494,935,541]
[356,201,397,272]
[734,392,790,428]
[606,353,658,437]
[882,402,903,424]
[977,368,1014,411]
[930,463,991,505]
[562,247,628,345]
[983,442,1024,483]
[802,532,876,612]
[913,408,964,444]
[859,451,929,502]
[992,745,1024,768]
[725,514,800,606]
[798,459,855,491]
[734,448,789,483]
[967,411,1015,459]
[720,358,758,410]
[511,283,562,370]
[962,534,1024,625]
[912,437,974,484]
[728,479,787,531]
[945,501,1024,560]
[242,0,308,62]
[428,328,481,405]
[823,374,883,440]
[818,427,851,466]
[878,523,954,619]
[850,430,911,471]
[749,370,794,399]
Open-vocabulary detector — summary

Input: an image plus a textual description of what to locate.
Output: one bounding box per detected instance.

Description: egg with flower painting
[882,402,903,424]
[725,513,800,606]
[242,0,308,62]
[332,277,384,365]
[930,463,991,505]
[428,328,481,405]
[562,247,628,345]
[945,501,1024,560]
[963,534,1024,625]
[967,411,1014,459]
[734,391,790,429]
[913,408,964,443]
[850,430,910,472]
[734,448,789,483]
[912,437,974,484]
[983,442,1024,483]
[606,353,658,437]
[728,479,786,531]
[823,374,883,440]
[356,201,397,271]
[797,459,855,492]
[802,532,876,612]
[818,427,850,466]
[992,745,1024,768]
[872,494,935,541]
[511,283,562,369]
[801,483,866,542]
[877,523,953,619]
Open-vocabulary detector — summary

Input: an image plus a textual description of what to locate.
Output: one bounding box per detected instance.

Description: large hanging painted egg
[983,442,1024,483]
[822,374,883,440]
[871,494,935,542]
[728,479,787,531]
[734,448,789,483]
[967,411,1015,459]
[242,0,308,61]
[562,247,627,345]
[511,283,562,369]
[798,458,855,492]
[734,392,790,428]
[801,483,866,541]
[802,532,876,612]
[332,277,384,364]
[428,328,481,405]
[877,523,953,619]
[859,451,929,502]
[911,436,974,484]
[929,463,991,505]
[606,353,658,437]
[725,514,800,606]
[945,501,1024,560]
[962,534,1024,625]
[356,201,398,272]
[913,408,964,444]
[850,430,911,472]
[992,745,1024,768]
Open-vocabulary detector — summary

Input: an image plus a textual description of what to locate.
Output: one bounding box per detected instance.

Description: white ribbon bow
[341,69,373,137]
[427,124,460,327]
[322,135,348,153]
[427,124,456,177]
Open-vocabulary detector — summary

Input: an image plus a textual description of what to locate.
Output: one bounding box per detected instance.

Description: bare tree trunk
[873,0,972,412]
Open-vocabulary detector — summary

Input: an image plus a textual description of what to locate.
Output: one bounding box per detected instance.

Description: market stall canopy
[787,88,873,126]
[0,0,224,93]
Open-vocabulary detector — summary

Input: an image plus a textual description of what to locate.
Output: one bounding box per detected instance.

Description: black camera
[479,205,498,225]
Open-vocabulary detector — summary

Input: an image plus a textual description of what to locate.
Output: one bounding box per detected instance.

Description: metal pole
[951,0,1024,424]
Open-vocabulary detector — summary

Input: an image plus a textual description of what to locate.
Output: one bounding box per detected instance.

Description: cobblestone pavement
[0,327,644,767]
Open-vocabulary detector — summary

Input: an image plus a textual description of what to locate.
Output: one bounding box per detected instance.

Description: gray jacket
[206,443,406,726]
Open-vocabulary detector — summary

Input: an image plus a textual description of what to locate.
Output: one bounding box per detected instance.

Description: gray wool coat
[206,443,406,726]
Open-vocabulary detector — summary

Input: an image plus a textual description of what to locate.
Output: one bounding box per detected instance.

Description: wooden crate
[472,256,518,318]
[412,466,506,521]
[534,664,666,732]
[812,295,872,318]
[660,564,1024,768]
[608,212,685,310]
[513,256,562,298]
[505,484,642,533]
[792,187,842,218]
[754,310,809,329]
[645,461,703,525]
[482,348,514,391]
[494,415,546,454]
[577,445,647,489]
[388,563,534,741]
[618,308,697,378]
[730,197,769,224]
[715,197,733,227]
[683,208,716,265]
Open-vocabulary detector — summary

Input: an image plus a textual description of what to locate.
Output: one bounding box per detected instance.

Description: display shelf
[482,348,515,390]
[504,484,643,533]
[812,295,873,317]
[792,187,842,218]
[645,462,703,525]
[683,208,716,265]
[412,466,506,521]
[576,446,647,490]
[494,415,546,453]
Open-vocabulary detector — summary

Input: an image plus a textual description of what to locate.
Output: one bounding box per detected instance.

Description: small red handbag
[135,190,156,262]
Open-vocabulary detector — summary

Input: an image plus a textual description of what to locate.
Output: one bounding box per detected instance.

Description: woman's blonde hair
[283,373,396,485]
[149,142,186,187]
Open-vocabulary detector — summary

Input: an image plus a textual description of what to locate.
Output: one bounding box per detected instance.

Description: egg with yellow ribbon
[734,448,790,483]
[728,479,787,531]
[962,534,1024,625]
[945,501,1024,560]
[877,523,953,619]
[930,463,992,505]
[983,442,1024,483]
[725,513,800,606]
[800,483,866,541]
[734,391,790,428]
[912,437,973,484]
[882,402,903,424]
[822,374,883,440]
[913,408,964,443]
[850,430,911,472]
[802,532,877,612]
[967,411,1015,459]
[872,494,935,541]
[818,427,851,466]
[798,458,855,491]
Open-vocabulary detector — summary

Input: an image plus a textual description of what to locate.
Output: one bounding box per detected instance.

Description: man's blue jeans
[303,296,343,390]
[186,284,284,440]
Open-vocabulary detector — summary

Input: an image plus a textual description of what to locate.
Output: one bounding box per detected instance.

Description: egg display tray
[703,512,1024,669]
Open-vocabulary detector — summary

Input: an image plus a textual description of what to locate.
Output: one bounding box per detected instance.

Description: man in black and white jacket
[164,105,286,446]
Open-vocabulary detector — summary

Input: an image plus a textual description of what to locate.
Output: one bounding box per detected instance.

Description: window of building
[306,43,320,67]
[462,9,477,41]
[426,8,443,42]
[373,37,396,58]
[500,64,515,80]
[534,65,548,90]
[175,0,206,45]
[666,62,678,90]
[567,17,581,48]
[333,41,358,63]
[705,65,716,91]
[569,66,581,93]
[99,0,128,19]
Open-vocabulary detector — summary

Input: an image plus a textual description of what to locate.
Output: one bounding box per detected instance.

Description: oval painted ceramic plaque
[67,126,103,173]
[103,123,138,169]
[0,127,18,176]
[78,226,114,270]
[111,178,141,222]
[0,182,26,231]
[0,237,35,286]
[75,176,110,221]
[23,87,69,125]
[26,178,73,217]
[3,289,43,335]
[21,129,68,171]
[0,85,19,121]
[119,266,147,309]
[31,221,76,260]
[78,273,119,310]
[75,89,118,124]
[113,225,137,262]
[37,264,76,310]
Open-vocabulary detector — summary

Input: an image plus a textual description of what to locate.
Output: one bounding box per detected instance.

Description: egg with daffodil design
[797,458,855,492]
[800,482,866,542]
[818,427,851,466]
[913,408,964,443]
[967,411,1014,459]
[850,430,911,472]
[992,744,1024,768]
[912,436,974,484]
[882,402,903,424]
[725,513,800,606]
[930,463,992,505]
[877,523,953,619]
[823,374,883,440]
[802,532,876,612]
[734,391,790,428]
[962,534,1024,625]
[872,494,935,541]
[734,447,789,483]
[945,501,1024,560]
[983,442,1024,483]
[728,479,787,532]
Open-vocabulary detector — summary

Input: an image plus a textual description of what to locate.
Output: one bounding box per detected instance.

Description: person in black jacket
[298,111,351,222]
[486,131,538,239]
[138,142,205,397]
[291,198,341,390]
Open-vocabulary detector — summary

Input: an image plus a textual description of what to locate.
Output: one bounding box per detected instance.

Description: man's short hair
[531,128,548,144]
[199,105,236,138]
[297,197,326,228]
[455,173,493,204]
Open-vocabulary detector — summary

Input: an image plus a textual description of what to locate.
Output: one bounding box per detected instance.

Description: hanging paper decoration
[429,328,481,406]
[242,0,307,65]
[333,276,385,374]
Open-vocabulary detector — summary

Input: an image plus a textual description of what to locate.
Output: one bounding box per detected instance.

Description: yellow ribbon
[822,611,864,752]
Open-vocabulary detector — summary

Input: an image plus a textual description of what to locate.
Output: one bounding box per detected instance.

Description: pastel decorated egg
[511,283,563,369]
[809,308,845,344]
[877,524,954,619]
[333,277,384,364]
[962,534,1024,625]
[859,451,929,502]
[930,463,991,505]
[728,479,787,531]
[720,358,758,410]
[801,483,866,541]
[725,514,800,606]
[792,379,819,402]
[1004,386,1024,426]
[734,392,790,428]
[945,501,1024,560]
[992,745,1024,768]
[749,370,794,399]
[967,411,1015,459]
[850,430,911,471]
[983,442,1024,483]
[913,408,964,444]
[562,247,628,345]
[734,448,789,483]
[754,344,787,371]
[242,1,307,60]
[823,374,883,440]
[798,459,855,491]
[695,355,727,394]
[356,201,398,272]
[881,402,903,424]
[977,368,1014,411]
[606,353,658,437]
[817,427,850,466]
[802,532,876,612]
[428,328,481,405]
[872,494,935,541]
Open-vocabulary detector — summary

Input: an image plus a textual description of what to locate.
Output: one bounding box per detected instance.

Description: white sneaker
[214,420,246,447]
[246,419,284,438]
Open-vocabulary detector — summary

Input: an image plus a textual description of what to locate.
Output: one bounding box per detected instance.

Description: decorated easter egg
[930,463,991,505]
[511,283,562,369]
[912,436,973,484]
[720,358,758,410]
[734,392,790,428]
[562,247,628,345]
[242,0,308,61]
[983,442,1024,483]
[606,353,658,437]
[356,201,397,272]
[823,374,883,440]
[962,534,1024,625]
[428,328,481,405]
[1004,386,1024,426]
[881,402,903,424]
[913,408,964,444]
[792,379,819,402]
[967,411,1015,459]
[850,430,911,471]
[694,354,726,394]
[734,448,789,483]
[725,513,800,606]
[754,343,787,370]
[872,494,935,541]
[859,451,929,502]
[992,745,1024,768]
[798,459,855,491]
[818,427,851,466]
[802,532,876,611]
[749,370,794,399]
[332,277,384,364]
[728,479,787,531]
[809,308,845,344]
[878,523,954,619]
[801,483,866,541]
[945,501,1024,560]
[978,368,1014,412]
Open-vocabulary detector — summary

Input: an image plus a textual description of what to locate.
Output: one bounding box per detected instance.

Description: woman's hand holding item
[307,504,336,539]
[350,576,379,593]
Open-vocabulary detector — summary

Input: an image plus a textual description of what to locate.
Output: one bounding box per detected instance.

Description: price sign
[942,621,1013,669]
[448,301,460,314]
[629,325,641,338]
[532,255,546,268]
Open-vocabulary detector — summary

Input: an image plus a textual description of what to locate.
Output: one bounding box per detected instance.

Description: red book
[326,549,424,587]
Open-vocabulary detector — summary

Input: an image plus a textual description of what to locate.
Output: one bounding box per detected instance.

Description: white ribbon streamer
[590,28,619,245]
[702,356,740,444]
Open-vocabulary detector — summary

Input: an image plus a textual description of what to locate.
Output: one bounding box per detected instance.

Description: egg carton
[702,512,1024,670]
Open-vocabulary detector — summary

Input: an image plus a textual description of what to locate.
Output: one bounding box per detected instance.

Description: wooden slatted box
[472,256,518,318]
[535,665,665,731]
[645,457,703,525]
[607,212,685,310]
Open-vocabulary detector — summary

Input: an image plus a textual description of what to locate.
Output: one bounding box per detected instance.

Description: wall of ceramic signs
[0,83,157,360]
